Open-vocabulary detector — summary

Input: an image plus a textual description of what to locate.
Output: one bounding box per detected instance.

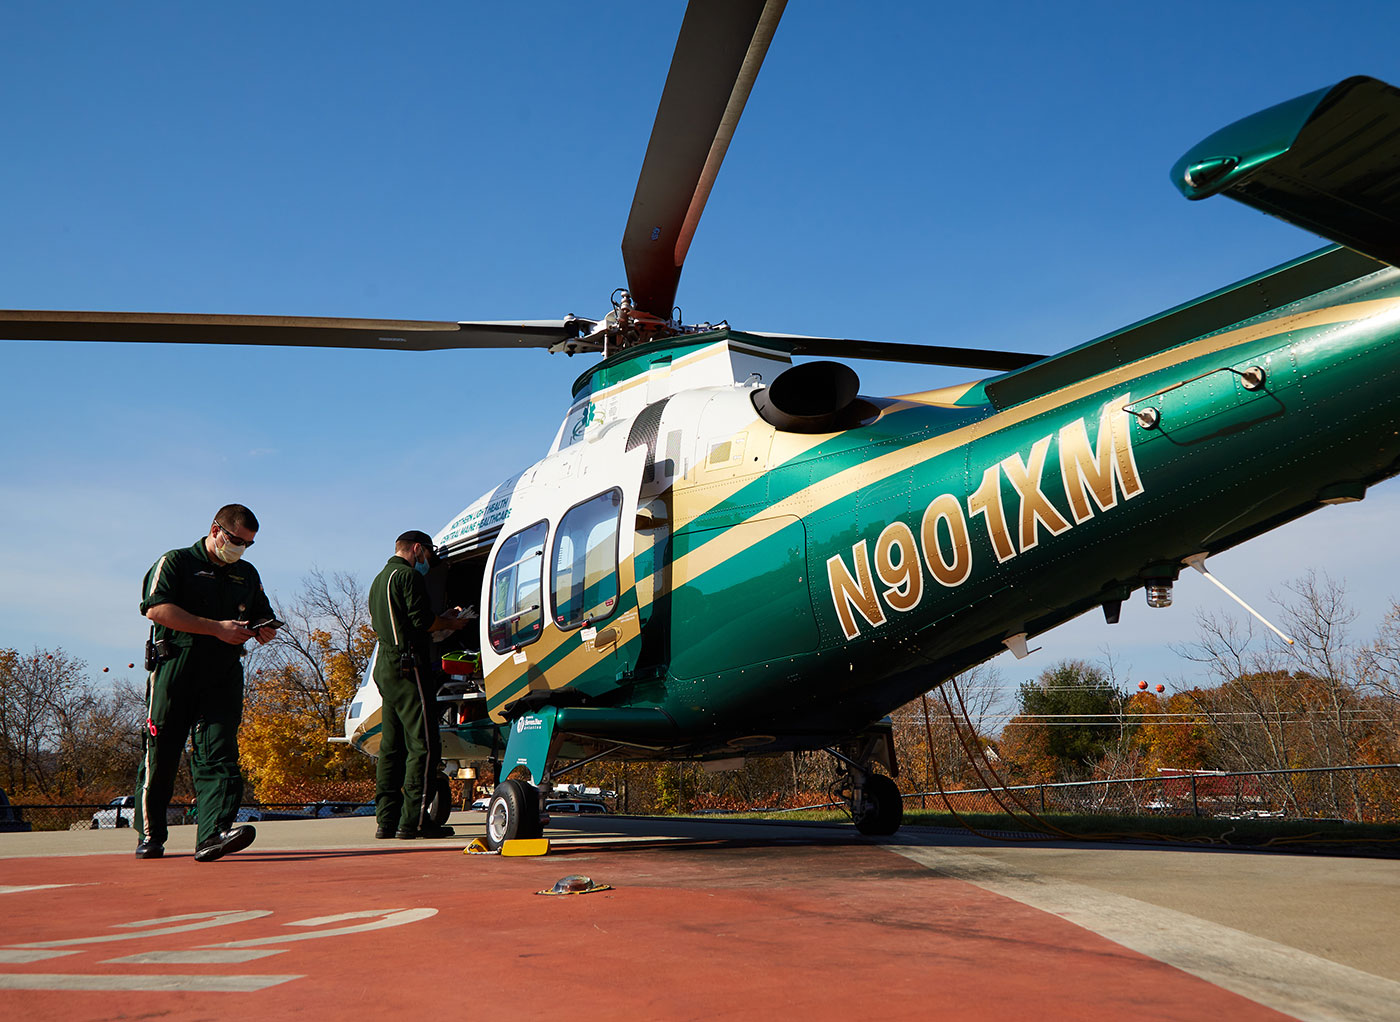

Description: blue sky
[4,1,1400,713]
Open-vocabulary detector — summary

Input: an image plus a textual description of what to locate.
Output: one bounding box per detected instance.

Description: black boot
[194,825,256,862]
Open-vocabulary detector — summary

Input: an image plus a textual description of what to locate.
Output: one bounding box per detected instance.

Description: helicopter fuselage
[344,245,1400,771]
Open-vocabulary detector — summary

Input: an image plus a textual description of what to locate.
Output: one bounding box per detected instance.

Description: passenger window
[488,521,548,652]
[551,489,622,629]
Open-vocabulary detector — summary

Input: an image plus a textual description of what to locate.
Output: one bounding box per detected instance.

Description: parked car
[231,805,326,822]
[543,800,609,815]
[202,805,312,823]
[93,796,187,828]
[90,796,135,828]
[0,788,31,833]
[303,801,374,819]
[470,797,490,812]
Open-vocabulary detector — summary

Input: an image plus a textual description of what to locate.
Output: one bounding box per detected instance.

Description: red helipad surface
[0,832,1296,1022]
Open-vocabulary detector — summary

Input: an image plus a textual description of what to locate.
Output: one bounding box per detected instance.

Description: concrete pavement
[0,812,1395,1021]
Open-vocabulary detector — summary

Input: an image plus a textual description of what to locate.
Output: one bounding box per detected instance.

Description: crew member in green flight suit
[368,530,473,839]
[134,504,278,861]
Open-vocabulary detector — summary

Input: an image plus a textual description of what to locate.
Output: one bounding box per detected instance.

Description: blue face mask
[414,558,430,576]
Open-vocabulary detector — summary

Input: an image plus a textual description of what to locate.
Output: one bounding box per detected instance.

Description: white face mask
[215,532,245,564]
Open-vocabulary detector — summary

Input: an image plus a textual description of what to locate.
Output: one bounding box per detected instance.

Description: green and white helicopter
[7,1,1400,848]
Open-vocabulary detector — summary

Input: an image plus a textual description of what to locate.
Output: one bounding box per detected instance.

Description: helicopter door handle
[496,604,539,625]
[1123,364,1266,429]
[592,627,618,647]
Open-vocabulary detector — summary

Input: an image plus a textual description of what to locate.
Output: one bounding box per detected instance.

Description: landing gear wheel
[854,773,903,836]
[427,773,452,827]
[484,779,543,851]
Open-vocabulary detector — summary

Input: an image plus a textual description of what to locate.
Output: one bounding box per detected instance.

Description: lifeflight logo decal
[826,396,1143,641]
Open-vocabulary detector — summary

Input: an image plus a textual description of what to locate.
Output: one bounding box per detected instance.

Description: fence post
[1191,774,1200,818]
[1040,785,1046,812]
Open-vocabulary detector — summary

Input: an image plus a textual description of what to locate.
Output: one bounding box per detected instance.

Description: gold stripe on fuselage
[670,297,1400,591]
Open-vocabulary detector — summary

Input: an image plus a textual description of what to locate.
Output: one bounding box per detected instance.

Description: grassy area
[699,806,1400,849]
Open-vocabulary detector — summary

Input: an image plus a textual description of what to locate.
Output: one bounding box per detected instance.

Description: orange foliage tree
[1126,690,1212,774]
[241,570,375,802]
[997,717,1058,785]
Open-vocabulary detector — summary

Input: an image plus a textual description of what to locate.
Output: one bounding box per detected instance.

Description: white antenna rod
[1182,553,1295,646]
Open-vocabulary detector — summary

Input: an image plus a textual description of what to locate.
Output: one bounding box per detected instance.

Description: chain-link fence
[2,801,377,833]
[7,764,1398,830]
[905,763,1400,823]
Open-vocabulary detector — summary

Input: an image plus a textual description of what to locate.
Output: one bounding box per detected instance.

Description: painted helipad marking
[0,884,79,895]
[890,843,1400,1022]
[13,910,272,949]
[105,949,288,964]
[0,972,302,992]
[0,905,441,993]
[208,908,437,948]
[0,949,79,963]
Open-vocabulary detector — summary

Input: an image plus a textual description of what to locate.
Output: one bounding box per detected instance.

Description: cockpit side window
[551,489,622,630]
[488,520,548,653]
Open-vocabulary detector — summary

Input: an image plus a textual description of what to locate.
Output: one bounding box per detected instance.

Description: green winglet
[1171,76,1400,267]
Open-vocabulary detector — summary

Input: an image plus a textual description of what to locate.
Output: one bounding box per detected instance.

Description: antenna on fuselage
[1181,553,1296,646]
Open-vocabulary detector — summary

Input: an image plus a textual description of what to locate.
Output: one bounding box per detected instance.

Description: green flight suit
[367,555,443,834]
[135,538,272,848]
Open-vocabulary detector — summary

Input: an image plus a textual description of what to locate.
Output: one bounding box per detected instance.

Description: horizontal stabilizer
[1173,76,1400,266]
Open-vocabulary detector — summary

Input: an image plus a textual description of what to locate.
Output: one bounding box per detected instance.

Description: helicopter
[7,2,1400,848]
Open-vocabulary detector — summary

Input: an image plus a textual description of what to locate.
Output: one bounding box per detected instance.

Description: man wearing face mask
[368,530,472,840]
[134,504,277,862]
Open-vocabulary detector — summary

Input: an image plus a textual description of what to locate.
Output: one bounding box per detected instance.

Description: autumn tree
[1359,598,1400,758]
[1126,690,1212,773]
[241,569,375,801]
[0,647,146,800]
[891,664,1009,794]
[999,659,1129,782]
[1176,572,1398,818]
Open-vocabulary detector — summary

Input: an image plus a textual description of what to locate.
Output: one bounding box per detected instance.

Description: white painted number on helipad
[1,907,438,992]
[14,911,272,948]
[209,908,438,948]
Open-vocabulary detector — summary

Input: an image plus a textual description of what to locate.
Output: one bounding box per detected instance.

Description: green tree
[1002,659,1128,781]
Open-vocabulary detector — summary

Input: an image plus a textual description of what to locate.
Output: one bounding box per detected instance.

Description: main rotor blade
[0,310,587,351]
[748,332,1045,372]
[622,0,786,320]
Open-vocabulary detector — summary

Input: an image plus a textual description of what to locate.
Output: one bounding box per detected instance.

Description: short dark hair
[396,530,434,552]
[216,504,259,533]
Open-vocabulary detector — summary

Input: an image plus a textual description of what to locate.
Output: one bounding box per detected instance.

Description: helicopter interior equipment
[7,2,1400,848]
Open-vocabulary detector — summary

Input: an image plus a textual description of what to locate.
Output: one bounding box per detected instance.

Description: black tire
[854,773,903,836]
[484,779,543,850]
[427,773,452,826]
